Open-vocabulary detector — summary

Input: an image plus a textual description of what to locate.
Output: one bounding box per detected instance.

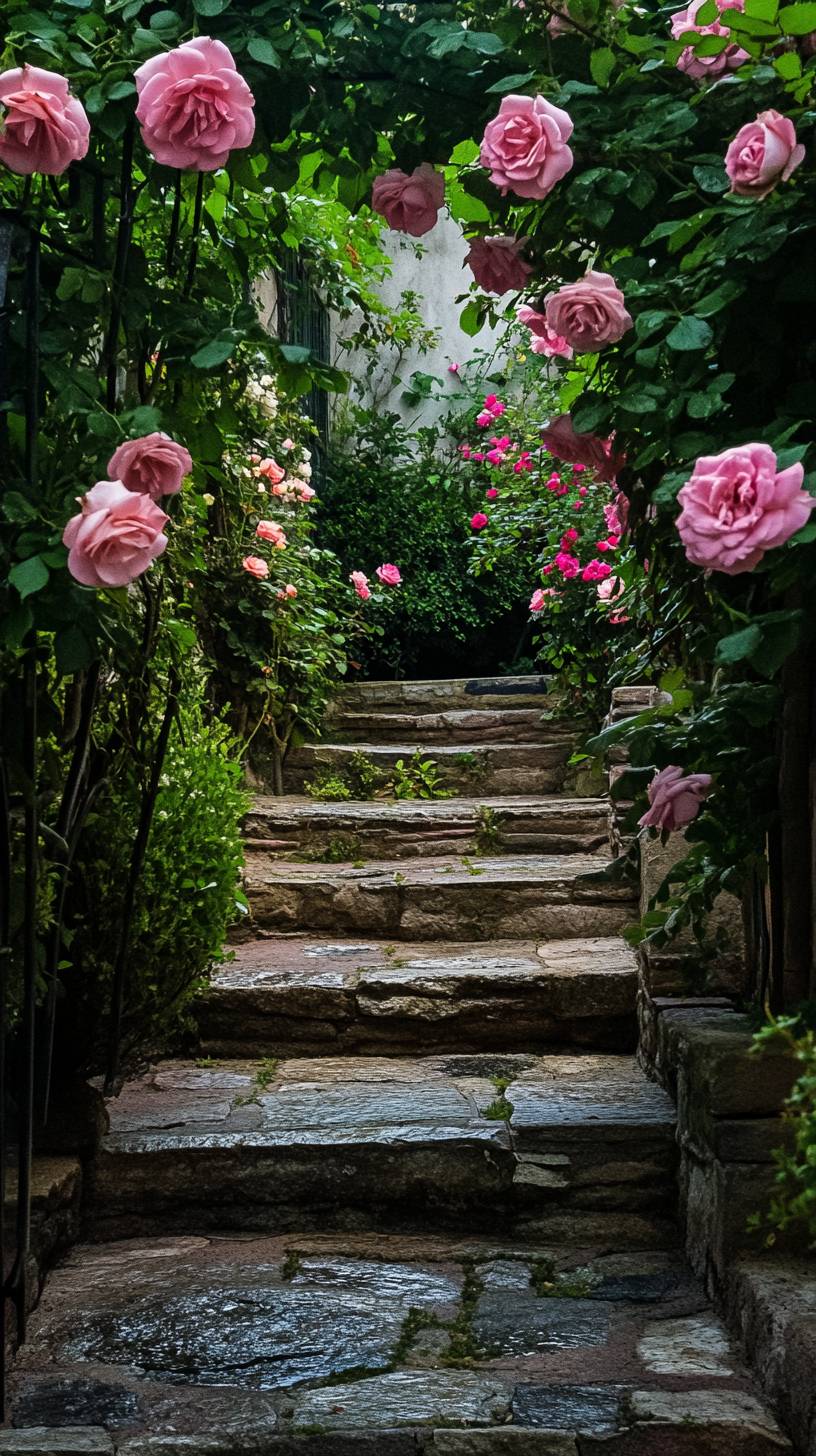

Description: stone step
[243,853,635,940]
[244,794,610,860]
[8,1233,791,1454]
[339,673,557,714]
[325,706,571,746]
[282,741,572,797]
[195,936,638,1059]
[88,1054,677,1243]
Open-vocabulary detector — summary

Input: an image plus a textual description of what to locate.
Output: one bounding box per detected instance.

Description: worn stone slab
[245,855,636,941]
[335,676,557,714]
[727,1258,816,1456]
[636,1315,733,1377]
[0,1436,112,1456]
[429,1434,577,1454]
[282,742,572,797]
[474,1262,612,1357]
[195,937,638,1058]
[325,707,567,748]
[513,1387,626,1432]
[508,1059,676,1145]
[291,1371,511,1430]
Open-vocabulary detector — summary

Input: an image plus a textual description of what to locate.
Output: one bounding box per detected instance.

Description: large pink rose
[371,164,444,237]
[545,271,632,353]
[63,482,168,589]
[670,0,749,78]
[107,432,192,500]
[540,414,625,484]
[135,38,255,171]
[376,563,402,585]
[480,94,574,200]
[725,110,805,200]
[639,765,712,833]
[676,443,815,575]
[466,236,533,294]
[0,66,89,176]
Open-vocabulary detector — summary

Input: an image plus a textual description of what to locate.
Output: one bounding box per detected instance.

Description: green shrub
[750,1013,816,1248]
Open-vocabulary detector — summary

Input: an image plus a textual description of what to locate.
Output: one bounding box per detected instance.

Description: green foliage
[304,752,379,801]
[473,805,502,855]
[388,752,452,801]
[751,1014,816,1247]
[304,770,353,803]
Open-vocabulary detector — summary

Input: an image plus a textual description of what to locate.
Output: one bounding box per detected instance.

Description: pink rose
[0,66,89,176]
[480,94,574,200]
[486,487,499,500]
[63,481,168,589]
[545,271,632,353]
[107,432,192,500]
[670,0,749,78]
[554,551,580,578]
[134,38,255,171]
[471,513,489,530]
[256,520,287,548]
[298,484,316,502]
[257,458,286,484]
[529,589,546,611]
[639,765,712,833]
[476,411,493,428]
[243,555,269,579]
[277,583,298,599]
[676,443,815,575]
[517,305,575,360]
[376,563,402,585]
[466,236,533,295]
[350,570,371,600]
[448,362,460,374]
[540,414,625,484]
[581,559,612,582]
[603,501,624,537]
[281,438,295,451]
[725,110,805,200]
[371,164,444,237]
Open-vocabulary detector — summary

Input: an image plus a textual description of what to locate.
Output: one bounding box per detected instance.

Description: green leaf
[590,47,616,87]
[779,2,816,31]
[9,555,49,600]
[191,338,236,369]
[449,138,480,165]
[247,37,281,67]
[1,491,37,523]
[279,343,312,364]
[666,316,714,352]
[193,0,230,12]
[715,624,762,664]
[774,50,802,76]
[695,0,719,18]
[459,299,485,337]
[485,71,537,94]
[693,163,727,193]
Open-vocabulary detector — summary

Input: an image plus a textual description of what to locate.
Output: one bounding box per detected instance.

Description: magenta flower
[581,559,612,582]
[471,512,489,530]
[554,551,580,578]
[639,765,712,832]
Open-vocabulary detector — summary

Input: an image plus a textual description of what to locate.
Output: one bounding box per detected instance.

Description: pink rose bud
[243,555,269,579]
[371,163,444,237]
[256,520,287,548]
[544,271,633,353]
[376,563,402,586]
[639,765,712,833]
[448,362,460,373]
[284,583,297,598]
[725,110,805,200]
[676,442,815,574]
[350,570,371,600]
[107,432,192,500]
[670,0,749,78]
[0,65,90,176]
[480,94,574,200]
[471,512,489,530]
[134,38,255,171]
[281,438,295,451]
[63,481,168,588]
[486,487,499,500]
[466,236,533,295]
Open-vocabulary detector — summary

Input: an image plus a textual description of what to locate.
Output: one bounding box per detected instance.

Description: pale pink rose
[530,588,547,611]
[480,94,574,200]
[298,484,316,502]
[545,271,632,353]
[242,555,269,579]
[670,0,749,78]
[376,563,402,585]
[548,6,576,35]
[466,236,533,294]
[603,501,624,537]
[281,437,295,451]
[257,458,286,484]
[597,574,624,603]
[540,414,625,484]
[256,520,287,548]
[281,583,297,598]
[639,765,712,832]
[677,443,815,575]
[107,432,192,500]
[350,570,371,600]
[134,38,255,171]
[0,65,89,176]
[517,304,574,360]
[63,481,168,588]
[725,110,805,200]
[371,164,444,237]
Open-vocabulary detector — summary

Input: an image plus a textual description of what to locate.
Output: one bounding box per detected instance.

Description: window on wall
[277,250,330,480]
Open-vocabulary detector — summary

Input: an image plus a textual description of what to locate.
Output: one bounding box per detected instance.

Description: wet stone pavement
[8,1235,791,1452]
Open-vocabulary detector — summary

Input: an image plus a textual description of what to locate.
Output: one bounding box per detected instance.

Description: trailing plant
[750,1012,816,1247]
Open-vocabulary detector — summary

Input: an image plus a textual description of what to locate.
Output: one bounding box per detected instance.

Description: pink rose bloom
[257,458,286,484]
[376,563,402,586]
[514,452,534,473]
[581,558,612,582]
[448,362,460,374]
[281,438,295,451]
[134,38,255,171]
[256,520,287,548]
[639,765,712,833]
[471,512,489,530]
[484,395,505,415]
[63,481,168,588]
[530,589,547,611]
[371,163,444,237]
[561,528,579,546]
[725,110,805,200]
[676,443,815,575]
[243,555,269,580]
[298,484,316,502]
[486,447,505,465]
[284,583,298,598]
[670,0,749,78]
[517,305,574,360]
[480,94,574,200]
[554,551,580,578]
[351,570,371,600]
[471,452,486,463]
[466,236,533,294]
[597,575,623,603]
[603,501,624,537]
[0,65,90,176]
[486,487,499,500]
[107,432,192,500]
[476,410,493,428]
[545,271,632,353]
[540,414,625,484]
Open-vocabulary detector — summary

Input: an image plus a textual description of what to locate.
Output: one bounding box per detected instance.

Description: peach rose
[545,271,632,353]
[107,432,192,500]
[466,236,533,294]
[676,443,815,574]
[63,481,168,588]
[134,38,255,171]
[639,765,712,832]
[725,110,805,200]
[257,458,286,484]
[480,94,574,200]
[371,164,444,237]
[242,555,269,579]
[256,520,287,548]
[0,65,89,176]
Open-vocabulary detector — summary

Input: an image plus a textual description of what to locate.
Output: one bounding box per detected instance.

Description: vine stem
[182,173,205,298]
[103,117,135,412]
[165,172,182,276]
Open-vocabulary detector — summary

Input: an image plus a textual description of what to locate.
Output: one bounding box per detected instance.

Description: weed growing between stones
[304,770,353,803]
[388,751,451,800]
[390,1260,486,1370]
[473,806,502,856]
[280,1250,303,1281]
[303,835,365,864]
[530,1259,602,1299]
[480,1076,514,1122]
[460,856,485,877]
[233,1058,279,1107]
[304,752,380,802]
[454,751,485,787]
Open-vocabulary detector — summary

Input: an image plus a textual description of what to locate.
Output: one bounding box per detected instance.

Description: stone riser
[245,827,609,861]
[325,709,572,746]
[337,674,556,715]
[282,744,570,798]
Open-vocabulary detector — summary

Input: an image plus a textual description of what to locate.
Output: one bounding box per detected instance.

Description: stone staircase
[5,676,793,1453]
